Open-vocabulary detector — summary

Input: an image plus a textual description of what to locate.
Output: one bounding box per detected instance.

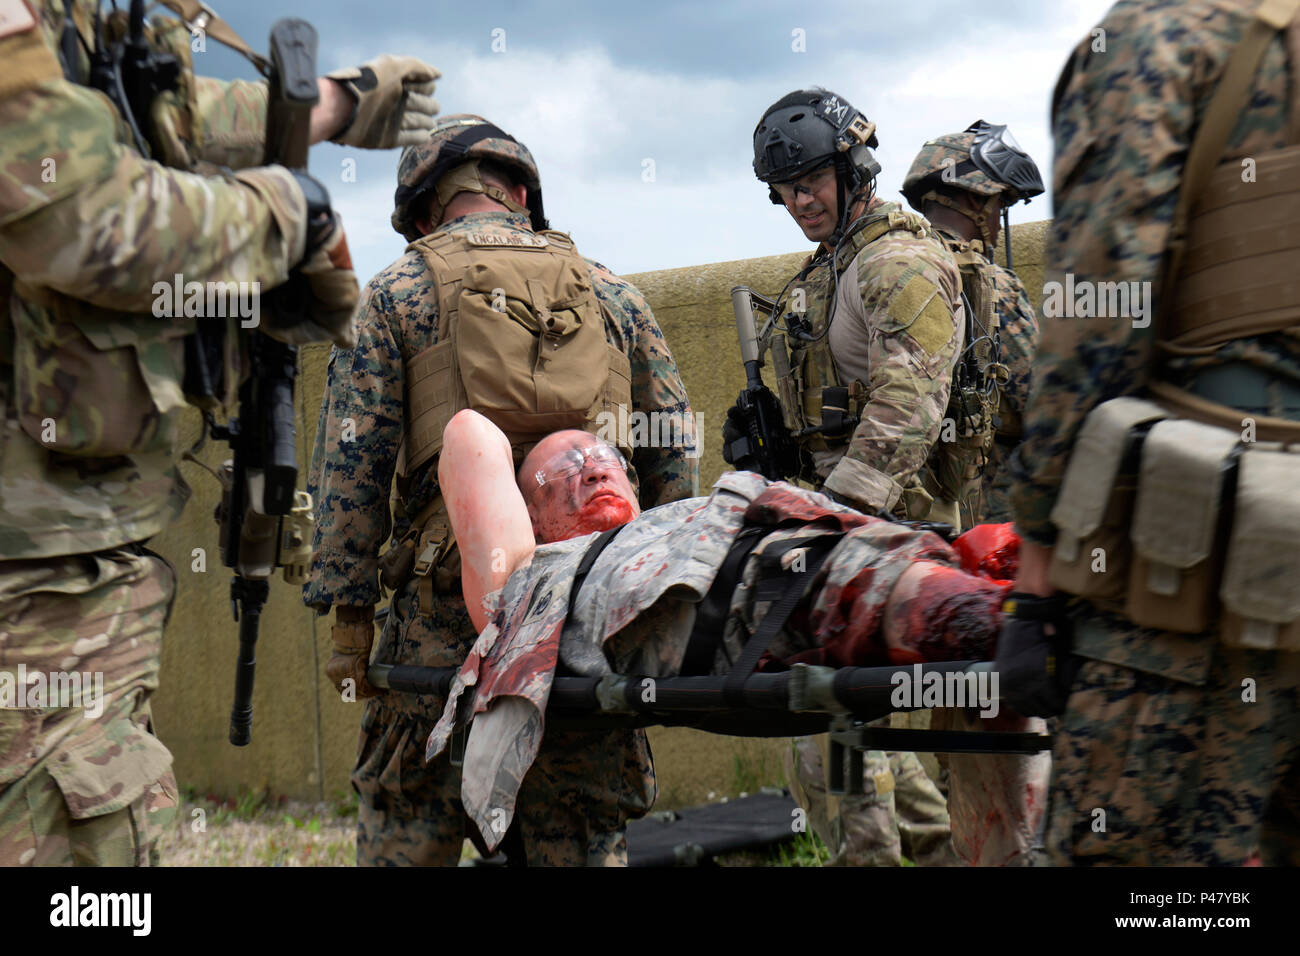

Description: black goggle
[966,121,1044,202]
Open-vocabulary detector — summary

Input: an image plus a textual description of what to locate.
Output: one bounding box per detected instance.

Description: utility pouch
[411,512,461,617]
[1218,447,1300,650]
[377,537,416,593]
[1048,397,1168,599]
[10,290,189,459]
[1125,418,1240,633]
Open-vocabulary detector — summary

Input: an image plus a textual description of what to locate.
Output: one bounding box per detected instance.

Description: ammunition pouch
[1049,385,1300,646]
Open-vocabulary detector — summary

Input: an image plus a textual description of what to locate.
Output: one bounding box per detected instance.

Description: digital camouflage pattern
[0,550,178,866]
[1013,0,1300,865]
[391,114,542,241]
[971,262,1038,524]
[305,207,695,864]
[350,579,655,865]
[901,130,1015,205]
[788,197,965,518]
[304,209,696,611]
[427,474,1006,847]
[1048,653,1300,865]
[1010,0,1300,545]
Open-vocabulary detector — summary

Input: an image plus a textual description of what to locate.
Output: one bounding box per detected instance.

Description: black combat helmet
[753,89,881,194]
[753,89,882,241]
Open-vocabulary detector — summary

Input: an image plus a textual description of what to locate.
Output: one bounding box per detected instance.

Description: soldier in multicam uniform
[1005,0,1300,865]
[303,114,697,866]
[728,88,966,867]
[0,0,439,865]
[900,122,1045,526]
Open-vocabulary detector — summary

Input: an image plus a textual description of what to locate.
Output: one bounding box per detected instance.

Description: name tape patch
[465,232,549,249]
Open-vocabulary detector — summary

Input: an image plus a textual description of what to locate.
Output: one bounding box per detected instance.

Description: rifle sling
[155,0,272,74]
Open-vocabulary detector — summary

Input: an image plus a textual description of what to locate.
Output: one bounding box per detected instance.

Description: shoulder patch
[465,231,548,249]
[890,275,955,355]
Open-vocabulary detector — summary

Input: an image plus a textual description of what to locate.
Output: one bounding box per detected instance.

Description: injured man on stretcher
[427,410,1047,865]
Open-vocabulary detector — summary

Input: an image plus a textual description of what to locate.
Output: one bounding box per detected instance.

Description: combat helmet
[753,88,882,241]
[901,120,1043,250]
[391,114,548,241]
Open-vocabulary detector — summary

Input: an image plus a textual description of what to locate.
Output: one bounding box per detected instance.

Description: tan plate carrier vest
[1048,0,1300,649]
[380,227,634,613]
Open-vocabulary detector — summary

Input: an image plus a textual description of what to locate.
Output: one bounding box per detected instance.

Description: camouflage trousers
[353,581,656,866]
[1047,644,1300,866]
[0,548,179,866]
[787,716,956,866]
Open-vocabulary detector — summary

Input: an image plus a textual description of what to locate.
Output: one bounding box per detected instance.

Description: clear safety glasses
[532,444,628,488]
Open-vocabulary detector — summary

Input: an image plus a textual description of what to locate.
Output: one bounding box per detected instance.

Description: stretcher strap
[566,524,626,619]
[722,537,838,708]
[682,525,768,675]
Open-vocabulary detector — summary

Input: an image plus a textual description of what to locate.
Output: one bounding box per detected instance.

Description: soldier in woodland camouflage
[0,0,438,866]
[1008,0,1300,865]
[733,89,966,866]
[304,114,697,866]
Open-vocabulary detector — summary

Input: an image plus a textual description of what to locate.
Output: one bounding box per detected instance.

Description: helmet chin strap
[828,174,875,246]
[921,189,1000,253]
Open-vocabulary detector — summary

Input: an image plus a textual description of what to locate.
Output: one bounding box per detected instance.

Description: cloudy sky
[197,0,1116,282]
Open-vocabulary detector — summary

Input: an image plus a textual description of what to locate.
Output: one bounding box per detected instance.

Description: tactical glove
[327,605,381,699]
[327,55,440,149]
[721,404,748,467]
[993,592,1079,718]
[260,170,359,349]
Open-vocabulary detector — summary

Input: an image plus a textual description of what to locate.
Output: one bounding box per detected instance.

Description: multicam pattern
[0,549,178,866]
[791,198,965,516]
[1,1,310,560]
[307,208,694,864]
[0,1,324,868]
[1012,0,1300,866]
[788,734,955,866]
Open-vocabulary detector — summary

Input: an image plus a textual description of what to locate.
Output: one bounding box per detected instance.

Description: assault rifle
[207,19,320,746]
[724,287,802,481]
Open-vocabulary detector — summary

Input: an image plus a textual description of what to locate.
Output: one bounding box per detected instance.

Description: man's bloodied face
[518,431,641,542]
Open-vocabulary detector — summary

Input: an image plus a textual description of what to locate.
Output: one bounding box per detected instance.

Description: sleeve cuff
[822,457,904,513]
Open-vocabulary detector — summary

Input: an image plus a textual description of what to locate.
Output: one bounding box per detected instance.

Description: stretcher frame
[368,660,1053,796]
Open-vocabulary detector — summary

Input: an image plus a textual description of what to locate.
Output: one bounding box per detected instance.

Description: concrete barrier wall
[151,219,1049,807]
